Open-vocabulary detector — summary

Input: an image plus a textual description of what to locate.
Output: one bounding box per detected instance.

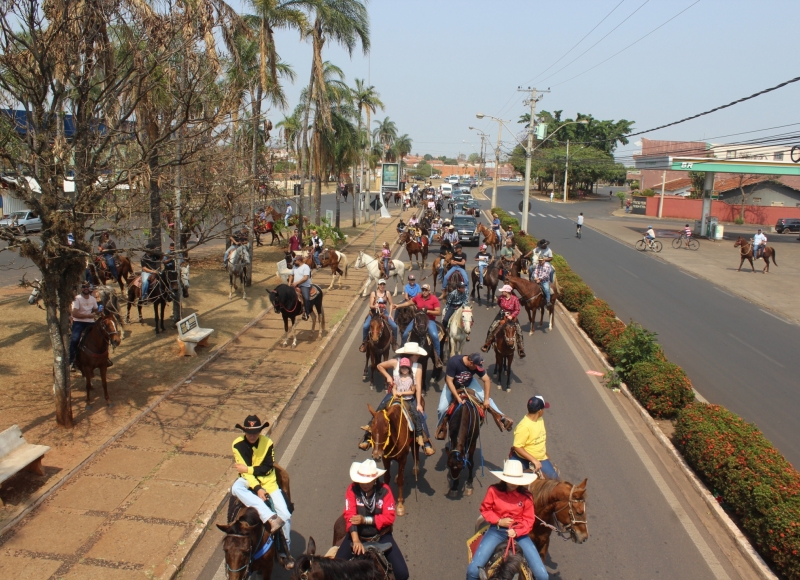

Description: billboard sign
[381,163,400,190]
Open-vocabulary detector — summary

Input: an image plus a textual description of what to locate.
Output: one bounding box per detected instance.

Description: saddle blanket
[445,391,485,419]
[295,284,320,302]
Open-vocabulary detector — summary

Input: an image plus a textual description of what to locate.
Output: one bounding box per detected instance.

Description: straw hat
[395,342,428,356]
[350,459,386,483]
[491,460,538,486]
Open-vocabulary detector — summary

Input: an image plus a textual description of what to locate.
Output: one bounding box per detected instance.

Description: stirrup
[480,343,490,352]
[358,440,371,450]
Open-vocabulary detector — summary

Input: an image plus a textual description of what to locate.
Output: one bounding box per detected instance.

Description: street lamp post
[475,114,510,208]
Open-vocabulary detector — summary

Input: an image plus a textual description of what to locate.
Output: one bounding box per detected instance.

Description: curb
[557,301,777,580]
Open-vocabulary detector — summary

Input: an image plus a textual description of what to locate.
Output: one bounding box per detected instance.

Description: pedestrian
[509,396,558,480]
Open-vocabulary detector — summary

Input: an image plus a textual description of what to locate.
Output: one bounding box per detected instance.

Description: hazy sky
[235,0,800,161]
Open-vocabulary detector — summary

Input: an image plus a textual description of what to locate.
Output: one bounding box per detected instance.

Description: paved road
[493,186,800,467]
[190,246,750,579]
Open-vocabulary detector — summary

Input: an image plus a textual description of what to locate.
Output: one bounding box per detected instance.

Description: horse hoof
[106,401,113,407]
[396,503,406,517]
[464,486,474,497]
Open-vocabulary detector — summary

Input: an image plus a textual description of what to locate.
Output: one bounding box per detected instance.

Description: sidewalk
[0,210,411,579]
[588,215,800,323]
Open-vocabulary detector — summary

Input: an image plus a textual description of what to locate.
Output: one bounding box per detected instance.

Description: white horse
[447,305,473,357]
[227,245,250,300]
[355,251,406,296]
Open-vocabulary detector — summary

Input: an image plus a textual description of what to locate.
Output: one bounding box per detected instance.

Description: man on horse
[499,239,515,280]
[223,227,249,268]
[754,228,767,260]
[442,281,469,331]
[310,229,323,269]
[230,415,293,566]
[403,274,421,301]
[284,201,293,227]
[359,279,399,352]
[397,283,443,367]
[480,284,526,359]
[140,243,162,300]
[438,238,454,282]
[475,244,491,287]
[510,396,558,480]
[443,224,459,248]
[531,256,554,306]
[97,231,119,283]
[491,212,502,239]
[442,243,468,294]
[70,281,100,371]
[436,353,513,439]
[289,255,313,321]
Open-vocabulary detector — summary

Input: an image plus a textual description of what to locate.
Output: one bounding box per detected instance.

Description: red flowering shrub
[625,360,694,418]
[751,501,800,580]
[578,299,617,344]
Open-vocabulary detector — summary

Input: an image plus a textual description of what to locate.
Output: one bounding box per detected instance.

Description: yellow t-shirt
[513,415,547,460]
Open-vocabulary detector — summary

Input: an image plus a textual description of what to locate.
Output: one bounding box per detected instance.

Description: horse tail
[771,247,778,266]
[338,252,349,278]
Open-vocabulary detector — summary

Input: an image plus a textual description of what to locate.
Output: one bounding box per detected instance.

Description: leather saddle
[295,284,320,302]
[444,389,485,419]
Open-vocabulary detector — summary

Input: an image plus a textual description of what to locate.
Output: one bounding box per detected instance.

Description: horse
[430,251,452,294]
[75,310,122,409]
[399,231,429,270]
[471,258,501,307]
[439,266,465,300]
[476,223,501,257]
[506,276,554,333]
[126,271,170,333]
[406,310,444,387]
[364,310,391,388]
[734,236,777,273]
[529,478,588,560]
[394,191,402,205]
[446,305,473,358]
[355,251,406,297]
[477,553,530,580]
[254,217,282,246]
[301,247,349,290]
[93,255,134,292]
[291,537,393,580]
[227,245,250,300]
[367,396,420,516]
[446,393,483,498]
[268,283,325,348]
[493,321,516,389]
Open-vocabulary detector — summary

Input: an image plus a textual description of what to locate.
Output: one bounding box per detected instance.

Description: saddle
[295,284,320,302]
[444,389,485,420]
[95,255,122,270]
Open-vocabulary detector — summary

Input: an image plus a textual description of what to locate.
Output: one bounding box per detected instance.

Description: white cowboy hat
[500,284,513,293]
[395,342,428,356]
[350,459,386,483]
[491,459,538,486]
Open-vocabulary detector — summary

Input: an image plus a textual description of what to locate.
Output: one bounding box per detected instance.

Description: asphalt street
[192,241,750,580]
[493,185,800,467]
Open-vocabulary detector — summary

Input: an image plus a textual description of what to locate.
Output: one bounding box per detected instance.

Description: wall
[645,196,800,225]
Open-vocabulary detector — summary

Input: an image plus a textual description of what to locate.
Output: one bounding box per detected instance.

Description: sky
[233,0,800,163]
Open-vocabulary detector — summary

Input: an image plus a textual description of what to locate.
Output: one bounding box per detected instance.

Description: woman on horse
[97,231,119,283]
[480,284,525,358]
[359,280,398,352]
[338,459,409,580]
[379,242,392,279]
[466,460,548,580]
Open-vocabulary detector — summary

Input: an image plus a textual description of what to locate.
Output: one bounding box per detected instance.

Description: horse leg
[242,271,247,300]
[84,368,93,409]
[153,302,160,334]
[549,303,555,330]
[506,354,513,388]
[159,302,166,332]
[464,448,476,497]
[395,454,407,517]
[363,350,370,381]
[100,365,111,406]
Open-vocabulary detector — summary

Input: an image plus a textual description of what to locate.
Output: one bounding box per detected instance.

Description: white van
[448,175,459,185]
[441,183,453,197]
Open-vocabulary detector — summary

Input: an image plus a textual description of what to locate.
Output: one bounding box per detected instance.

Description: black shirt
[141,254,161,272]
[451,251,466,266]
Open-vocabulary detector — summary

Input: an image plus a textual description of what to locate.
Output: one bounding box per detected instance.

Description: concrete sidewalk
[587,215,800,323]
[0,210,411,579]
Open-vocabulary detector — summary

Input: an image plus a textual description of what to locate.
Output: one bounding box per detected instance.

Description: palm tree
[395,133,412,174]
[372,116,397,158]
[350,78,383,222]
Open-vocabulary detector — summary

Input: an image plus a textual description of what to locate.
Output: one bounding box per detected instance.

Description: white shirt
[577,215,584,225]
[72,294,98,323]
[753,233,767,246]
[285,205,293,217]
[533,247,553,261]
[646,228,656,238]
[292,263,312,287]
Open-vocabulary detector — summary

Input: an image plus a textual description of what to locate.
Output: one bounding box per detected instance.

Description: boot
[417,435,436,456]
[516,327,526,358]
[268,516,285,534]
[433,350,443,369]
[358,429,371,450]
[435,416,449,440]
[359,341,367,353]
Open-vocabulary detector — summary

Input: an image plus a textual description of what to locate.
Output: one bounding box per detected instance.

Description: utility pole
[492,122,501,208]
[520,87,548,233]
[563,139,570,203]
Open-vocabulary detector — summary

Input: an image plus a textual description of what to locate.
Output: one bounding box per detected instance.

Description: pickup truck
[452,215,479,246]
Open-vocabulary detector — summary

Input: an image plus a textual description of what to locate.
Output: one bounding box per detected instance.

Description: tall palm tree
[372,116,397,160]
[395,133,412,173]
[351,78,382,220]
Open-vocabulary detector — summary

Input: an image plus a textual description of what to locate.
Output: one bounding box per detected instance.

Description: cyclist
[683,224,692,239]
[576,212,584,235]
[644,225,656,248]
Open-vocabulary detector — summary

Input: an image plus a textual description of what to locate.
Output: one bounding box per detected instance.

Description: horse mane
[273,283,296,304]
[530,478,564,509]
[228,506,262,534]
[492,553,528,580]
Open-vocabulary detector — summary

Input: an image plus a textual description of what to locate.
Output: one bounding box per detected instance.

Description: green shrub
[734,217,744,225]
[641,188,656,196]
[750,502,800,580]
[560,278,593,311]
[578,299,617,344]
[607,321,662,377]
[626,360,694,418]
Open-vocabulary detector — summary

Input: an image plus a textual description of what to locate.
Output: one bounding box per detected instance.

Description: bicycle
[671,234,699,250]
[635,237,662,252]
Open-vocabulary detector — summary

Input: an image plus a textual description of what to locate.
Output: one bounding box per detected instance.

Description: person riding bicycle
[510,396,558,479]
[683,224,692,239]
[397,284,442,367]
[466,460,548,580]
[359,280,398,352]
[337,459,410,580]
[753,228,767,260]
[644,225,656,246]
[442,244,468,293]
[475,244,491,287]
[480,284,525,358]
[576,212,584,235]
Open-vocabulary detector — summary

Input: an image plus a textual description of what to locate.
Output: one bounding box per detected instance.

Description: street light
[475,113,516,208]
[469,127,490,184]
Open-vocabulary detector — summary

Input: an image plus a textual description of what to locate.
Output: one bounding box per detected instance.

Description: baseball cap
[378,278,386,284]
[408,275,416,280]
[468,353,484,372]
[421,284,430,290]
[527,396,550,413]
[399,357,412,368]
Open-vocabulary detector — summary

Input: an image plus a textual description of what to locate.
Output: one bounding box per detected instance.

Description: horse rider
[70,281,101,371]
[524,238,552,268]
[442,281,469,333]
[499,238,515,280]
[510,396,558,480]
[97,231,119,283]
[430,216,441,241]
[475,244,491,287]
[310,229,323,269]
[223,227,248,268]
[466,460,547,580]
[140,243,162,300]
[359,279,399,352]
[443,224,459,248]
[359,352,436,456]
[284,201,293,227]
[337,459,410,580]
[396,283,442,368]
[230,415,294,569]
[505,225,515,244]
[403,274,421,301]
[753,228,767,260]
[480,284,526,359]
[531,255,554,305]
[442,243,468,293]
[396,218,407,236]
[289,254,313,321]
[436,353,513,439]
[379,242,392,279]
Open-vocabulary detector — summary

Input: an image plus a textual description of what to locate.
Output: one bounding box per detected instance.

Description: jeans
[402,319,440,357]
[223,245,235,264]
[231,478,292,550]
[313,248,321,267]
[374,394,429,439]
[336,532,409,580]
[141,272,152,298]
[438,377,502,423]
[299,285,311,315]
[363,314,398,342]
[510,450,558,480]
[539,280,551,304]
[756,244,764,259]
[478,262,487,285]
[443,266,468,290]
[382,257,391,276]
[284,214,291,227]
[104,255,119,281]
[70,321,94,365]
[466,525,548,580]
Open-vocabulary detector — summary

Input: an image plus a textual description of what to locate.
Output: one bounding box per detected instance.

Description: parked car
[0,210,42,233]
[775,218,800,233]
[464,200,481,210]
[448,176,459,185]
[452,215,479,245]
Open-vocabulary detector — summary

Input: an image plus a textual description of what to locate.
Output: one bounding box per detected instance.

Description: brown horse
[364,311,391,388]
[477,223,500,256]
[529,478,589,560]
[471,258,500,307]
[446,392,483,498]
[93,255,134,292]
[300,247,348,289]
[439,266,465,300]
[367,397,421,516]
[126,272,170,333]
[734,236,777,273]
[75,310,122,409]
[506,276,554,333]
[254,215,282,246]
[291,537,392,580]
[493,321,516,389]
[430,251,452,293]
[399,231,428,270]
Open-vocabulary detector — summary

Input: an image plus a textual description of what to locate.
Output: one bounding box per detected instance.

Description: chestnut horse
[506,276,554,333]
[446,393,483,498]
[529,478,588,560]
[367,397,421,516]
[364,311,391,388]
[477,223,500,256]
[430,251,452,293]
[471,258,501,307]
[93,255,134,292]
[399,231,429,270]
[734,236,777,273]
[75,310,122,409]
[493,321,516,389]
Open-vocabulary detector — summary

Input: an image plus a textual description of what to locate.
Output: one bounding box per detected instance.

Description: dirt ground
[0,222,372,525]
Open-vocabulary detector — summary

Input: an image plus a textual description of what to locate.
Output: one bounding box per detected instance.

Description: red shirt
[497,294,520,319]
[412,293,441,320]
[480,484,535,536]
[344,483,396,534]
[289,235,302,252]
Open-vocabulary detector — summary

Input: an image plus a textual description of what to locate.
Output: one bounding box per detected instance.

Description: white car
[448,176,459,185]
[0,210,42,233]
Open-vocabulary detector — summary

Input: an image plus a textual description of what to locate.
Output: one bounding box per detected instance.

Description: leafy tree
[423,153,433,161]
[372,116,397,158]
[467,153,480,164]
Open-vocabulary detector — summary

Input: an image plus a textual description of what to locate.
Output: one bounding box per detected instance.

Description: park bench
[176,313,214,356]
[0,425,50,506]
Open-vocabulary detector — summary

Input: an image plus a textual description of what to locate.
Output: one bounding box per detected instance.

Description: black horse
[268,283,325,348]
[446,394,482,499]
[471,258,501,306]
[126,269,171,334]
[406,310,443,388]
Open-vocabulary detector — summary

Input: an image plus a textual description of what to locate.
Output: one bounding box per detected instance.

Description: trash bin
[693,220,703,236]
[714,224,724,240]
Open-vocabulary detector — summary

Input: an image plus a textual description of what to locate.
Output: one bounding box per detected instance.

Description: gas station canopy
[634,155,800,176]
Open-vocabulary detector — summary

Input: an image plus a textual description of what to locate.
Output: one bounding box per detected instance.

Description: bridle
[223,526,268,578]
[97,316,121,350]
[536,483,587,541]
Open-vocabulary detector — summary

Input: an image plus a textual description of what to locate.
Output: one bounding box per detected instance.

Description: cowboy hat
[350,459,386,483]
[491,459,538,486]
[235,414,269,433]
[395,342,428,356]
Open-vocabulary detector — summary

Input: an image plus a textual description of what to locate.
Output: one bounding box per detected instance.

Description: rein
[535,483,587,541]
[224,525,268,576]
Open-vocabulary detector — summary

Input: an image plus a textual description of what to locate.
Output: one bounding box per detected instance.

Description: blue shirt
[404,283,421,298]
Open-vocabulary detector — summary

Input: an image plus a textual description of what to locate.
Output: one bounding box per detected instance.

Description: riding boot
[358,429,371,450]
[435,416,449,440]
[417,434,436,456]
[359,341,367,353]
[516,326,526,358]
[480,326,497,352]
[433,349,443,369]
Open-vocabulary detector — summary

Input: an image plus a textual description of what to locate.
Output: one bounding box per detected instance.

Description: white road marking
[760,308,792,325]
[714,287,735,298]
[507,211,516,215]
[538,213,547,217]
[727,333,785,368]
[557,323,731,580]
[557,215,567,219]
[547,214,556,218]
[618,266,639,279]
[681,271,698,279]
